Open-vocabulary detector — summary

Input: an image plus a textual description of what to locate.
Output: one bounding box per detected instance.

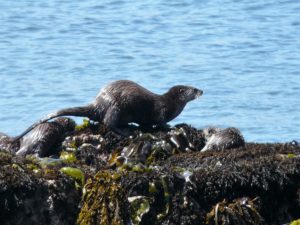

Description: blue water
[0,0,300,142]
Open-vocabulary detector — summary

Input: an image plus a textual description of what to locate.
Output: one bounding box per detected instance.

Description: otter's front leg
[155,123,171,131]
[112,127,132,136]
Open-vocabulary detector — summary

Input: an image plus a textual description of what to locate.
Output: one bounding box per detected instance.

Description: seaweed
[77,170,131,225]
[2,124,300,224]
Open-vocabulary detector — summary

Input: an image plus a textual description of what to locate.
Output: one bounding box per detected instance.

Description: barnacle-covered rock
[108,124,205,168]
[2,120,300,225]
[0,151,80,225]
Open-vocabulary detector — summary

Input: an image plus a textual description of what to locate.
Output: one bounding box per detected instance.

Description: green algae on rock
[0,151,80,225]
[60,151,77,163]
[77,170,131,225]
[75,119,92,132]
[291,219,300,225]
[60,167,85,187]
[128,196,151,225]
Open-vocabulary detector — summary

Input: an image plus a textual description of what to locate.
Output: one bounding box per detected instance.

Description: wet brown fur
[15,80,202,139]
[16,117,75,157]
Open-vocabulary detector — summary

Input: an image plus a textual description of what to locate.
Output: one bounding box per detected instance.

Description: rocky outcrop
[1,120,300,225]
[0,152,81,225]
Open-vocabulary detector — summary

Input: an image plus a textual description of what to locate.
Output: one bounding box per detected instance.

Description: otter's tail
[13,105,93,142]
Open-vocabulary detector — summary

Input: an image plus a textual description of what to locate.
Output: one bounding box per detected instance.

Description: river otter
[15,80,203,139]
[0,132,17,153]
[16,117,76,157]
[201,127,245,152]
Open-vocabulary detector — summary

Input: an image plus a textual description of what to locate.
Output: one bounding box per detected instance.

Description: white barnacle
[170,136,180,148]
[182,170,193,183]
[216,161,222,167]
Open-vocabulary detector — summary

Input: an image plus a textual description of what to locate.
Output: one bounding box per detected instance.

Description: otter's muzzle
[195,89,203,99]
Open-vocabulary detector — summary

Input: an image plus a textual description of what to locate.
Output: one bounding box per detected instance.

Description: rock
[1,120,300,224]
[0,151,80,225]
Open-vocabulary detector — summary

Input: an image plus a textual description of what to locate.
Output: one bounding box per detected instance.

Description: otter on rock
[16,117,76,157]
[15,80,203,139]
[0,132,16,153]
[201,127,245,152]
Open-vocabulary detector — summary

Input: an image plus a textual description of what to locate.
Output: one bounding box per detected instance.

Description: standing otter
[16,117,76,157]
[201,127,245,152]
[15,80,203,139]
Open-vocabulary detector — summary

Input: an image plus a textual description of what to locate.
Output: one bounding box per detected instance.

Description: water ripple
[0,0,299,142]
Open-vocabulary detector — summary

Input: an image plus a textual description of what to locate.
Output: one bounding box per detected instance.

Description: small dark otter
[15,80,203,139]
[0,132,17,153]
[16,117,75,157]
[201,127,245,151]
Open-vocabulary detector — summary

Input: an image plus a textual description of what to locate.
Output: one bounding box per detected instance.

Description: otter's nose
[193,88,203,99]
[196,89,203,96]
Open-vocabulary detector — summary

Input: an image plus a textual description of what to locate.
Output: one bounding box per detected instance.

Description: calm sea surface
[0,0,299,142]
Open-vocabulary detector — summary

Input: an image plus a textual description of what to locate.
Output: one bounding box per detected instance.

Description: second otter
[201,127,245,152]
[16,117,75,157]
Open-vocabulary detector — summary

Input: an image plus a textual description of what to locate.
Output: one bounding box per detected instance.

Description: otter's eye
[179,88,185,93]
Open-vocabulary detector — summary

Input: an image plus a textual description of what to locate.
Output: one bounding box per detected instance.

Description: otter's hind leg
[103,107,131,136]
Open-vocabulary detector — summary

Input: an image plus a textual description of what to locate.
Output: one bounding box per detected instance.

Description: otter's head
[203,127,221,140]
[55,117,76,132]
[167,85,203,103]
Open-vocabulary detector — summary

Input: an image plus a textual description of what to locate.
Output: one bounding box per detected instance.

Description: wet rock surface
[1,120,300,225]
[0,152,81,225]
